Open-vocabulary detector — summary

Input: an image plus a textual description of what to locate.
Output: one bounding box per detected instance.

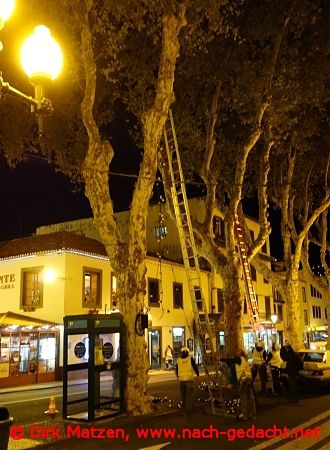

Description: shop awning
[0,311,60,328]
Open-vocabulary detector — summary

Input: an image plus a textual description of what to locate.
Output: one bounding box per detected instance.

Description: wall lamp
[0,1,63,132]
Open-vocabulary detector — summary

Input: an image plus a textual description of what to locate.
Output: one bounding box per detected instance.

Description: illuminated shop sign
[0,274,15,290]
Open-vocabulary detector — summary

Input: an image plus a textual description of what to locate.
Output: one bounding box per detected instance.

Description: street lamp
[20,25,63,131]
[0,0,15,30]
[270,313,278,344]
[0,4,62,132]
[271,314,278,326]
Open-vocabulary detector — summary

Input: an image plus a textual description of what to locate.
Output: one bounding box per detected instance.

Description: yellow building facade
[0,200,287,387]
[298,275,328,351]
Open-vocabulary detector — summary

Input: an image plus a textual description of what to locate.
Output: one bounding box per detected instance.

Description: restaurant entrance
[0,312,59,388]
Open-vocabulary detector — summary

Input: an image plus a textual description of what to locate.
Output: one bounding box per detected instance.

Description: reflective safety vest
[235,356,252,382]
[270,350,282,368]
[177,357,195,381]
[252,348,265,365]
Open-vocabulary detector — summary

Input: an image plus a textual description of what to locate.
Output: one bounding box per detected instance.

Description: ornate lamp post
[0,2,63,132]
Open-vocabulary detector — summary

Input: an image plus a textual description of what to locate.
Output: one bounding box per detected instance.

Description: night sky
[0,155,90,241]
[0,151,287,263]
[0,113,141,242]
[1,151,324,269]
[0,4,323,266]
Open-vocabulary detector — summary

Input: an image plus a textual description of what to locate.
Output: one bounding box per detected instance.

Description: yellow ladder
[234,214,259,339]
[163,110,218,413]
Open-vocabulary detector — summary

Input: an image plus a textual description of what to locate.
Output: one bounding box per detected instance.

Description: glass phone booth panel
[63,314,123,422]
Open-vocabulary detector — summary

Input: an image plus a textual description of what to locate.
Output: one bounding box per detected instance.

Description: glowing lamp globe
[271,314,278,324]
[43,268,57,283]
[0,0,15,28]
[20,25,63,81]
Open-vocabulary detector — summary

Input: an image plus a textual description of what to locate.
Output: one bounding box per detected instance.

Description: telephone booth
[63,313,124,421]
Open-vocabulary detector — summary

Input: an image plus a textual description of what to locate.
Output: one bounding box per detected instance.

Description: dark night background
[0,147,287,262]
[0,2,325,269]
[0,115,141,242]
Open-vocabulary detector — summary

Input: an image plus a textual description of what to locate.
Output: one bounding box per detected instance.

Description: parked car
[280,350,330,388]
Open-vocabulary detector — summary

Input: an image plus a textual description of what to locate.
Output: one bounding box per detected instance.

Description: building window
[273,289,283,303]
[173,282,183,309]
[265,296,271,321]
[310,284,322,299]
[312,306,322,319]
[277,305,283,321]
[213,216,225,240]
[274,303,283,321]
[250,264,257,282]
[0,331,57,378]
[218,331,225,347]
[21,267,43,311]
[325,308,328,320]
[217,289,224,313]
[83,268,102,308]
[172,326,185,357]
[302,286,307,302]
[148,278,160,307]
[194,286,203,310]
[304,310,308,325]
[243,299,247,314]
[38,332,56,373]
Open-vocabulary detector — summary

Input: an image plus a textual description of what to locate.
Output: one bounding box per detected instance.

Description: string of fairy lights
[154,178,169,320]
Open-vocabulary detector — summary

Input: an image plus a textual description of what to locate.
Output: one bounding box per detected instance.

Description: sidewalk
[0,369,176,395]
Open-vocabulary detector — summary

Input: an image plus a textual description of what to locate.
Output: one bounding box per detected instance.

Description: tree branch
[281,146,296,263]
[250,136,273,258]
[129,7,186,263]
[293,194,330,270]
[79,0,123,263]
[201,82,221,233]
[231,8,291,213]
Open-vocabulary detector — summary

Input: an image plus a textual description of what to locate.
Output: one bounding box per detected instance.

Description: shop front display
[0,330,58,387]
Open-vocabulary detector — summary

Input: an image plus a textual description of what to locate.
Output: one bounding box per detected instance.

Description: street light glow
[0,0,15,29]
[43,268,57,283]
[20,25,63,80]
[271,314,278,324]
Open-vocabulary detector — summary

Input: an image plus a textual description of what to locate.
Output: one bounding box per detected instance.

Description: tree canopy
[0,0,329,395]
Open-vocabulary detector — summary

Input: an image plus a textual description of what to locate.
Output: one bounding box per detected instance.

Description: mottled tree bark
[78,0,186,414]
[284,275,301,350]
[221,263,244,355]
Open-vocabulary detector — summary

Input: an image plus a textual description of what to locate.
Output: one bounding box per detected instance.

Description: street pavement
[4,373,330,450]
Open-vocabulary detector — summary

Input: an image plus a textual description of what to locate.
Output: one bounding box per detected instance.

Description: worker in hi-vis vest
[176,346,199,417]
[235,349,256,420]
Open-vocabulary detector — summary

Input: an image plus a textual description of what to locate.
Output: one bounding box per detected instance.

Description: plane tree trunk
[78,1,186,414]
[221,262,244,355]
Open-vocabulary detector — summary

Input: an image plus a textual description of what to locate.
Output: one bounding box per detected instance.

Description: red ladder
[234,214,259,339]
